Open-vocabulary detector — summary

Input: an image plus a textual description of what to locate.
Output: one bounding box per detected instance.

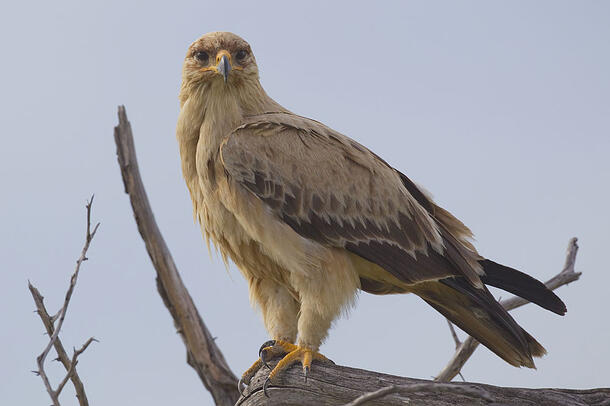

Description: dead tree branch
[342,382,493,406]
[29,196,99,406]
[113,105,239,406]
[237,361,609,405]
[436,238,582,382]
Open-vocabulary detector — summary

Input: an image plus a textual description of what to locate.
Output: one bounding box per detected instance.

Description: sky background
[1,1,609,405]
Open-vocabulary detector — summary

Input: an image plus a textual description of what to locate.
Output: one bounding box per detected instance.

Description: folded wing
[220,112,482,287]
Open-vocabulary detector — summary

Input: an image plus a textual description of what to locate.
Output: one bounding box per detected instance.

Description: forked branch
[29,196,99,406]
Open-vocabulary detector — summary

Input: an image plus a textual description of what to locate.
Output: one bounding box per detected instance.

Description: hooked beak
[216,50,232,83]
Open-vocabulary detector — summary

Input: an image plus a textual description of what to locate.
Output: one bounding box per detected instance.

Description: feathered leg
[239,278,299,394]
[260,251,359,395]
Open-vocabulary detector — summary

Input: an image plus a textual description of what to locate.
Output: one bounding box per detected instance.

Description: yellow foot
[260,340,331,397]
[238,358,264,396]
[238,339,332,397]
[238,339,298,396]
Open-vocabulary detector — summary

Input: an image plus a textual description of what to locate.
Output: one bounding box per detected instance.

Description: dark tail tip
[480,259,567,315]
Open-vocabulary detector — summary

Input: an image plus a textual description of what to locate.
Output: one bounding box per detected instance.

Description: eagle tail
[412,278,546,368]
[479,259,567,315]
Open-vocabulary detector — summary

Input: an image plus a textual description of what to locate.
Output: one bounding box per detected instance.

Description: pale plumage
[176,32,566,389]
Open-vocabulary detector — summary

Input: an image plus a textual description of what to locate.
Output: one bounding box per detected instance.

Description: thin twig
[29,285,93,405]
[435,238,581,382]
[445,319,467,380]
[30,196,99,406]
[342,383,493,406]
[114,106,238,405]
[446,319,462,349]
[55,337,98,396]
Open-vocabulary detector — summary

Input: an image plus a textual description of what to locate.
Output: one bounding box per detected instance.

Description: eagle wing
[220,112,482,287]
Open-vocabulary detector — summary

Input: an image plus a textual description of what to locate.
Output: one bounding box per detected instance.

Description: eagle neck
[199,79,285,153]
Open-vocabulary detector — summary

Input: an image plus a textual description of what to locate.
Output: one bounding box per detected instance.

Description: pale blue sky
[1,1,609,405]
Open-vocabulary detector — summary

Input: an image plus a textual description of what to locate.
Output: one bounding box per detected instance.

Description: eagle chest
[196,157,242,247]
[195,155,286,282]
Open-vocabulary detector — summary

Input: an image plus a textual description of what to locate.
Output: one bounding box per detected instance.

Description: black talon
[237,377,246,396]
[263,378,271,398]
[260,352,271,369]
[258,340,276,357]
[259,340,275,369]
[304,365,309,384]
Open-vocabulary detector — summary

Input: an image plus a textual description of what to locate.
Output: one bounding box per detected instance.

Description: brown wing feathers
[222,114,472,286]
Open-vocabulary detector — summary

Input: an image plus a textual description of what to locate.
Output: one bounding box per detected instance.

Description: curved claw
[263,377,271,398]
[304,365,309,384]
[237,377,246,397]
[260,356,271,370]
[258,340,276,357]
[259,340,276,369]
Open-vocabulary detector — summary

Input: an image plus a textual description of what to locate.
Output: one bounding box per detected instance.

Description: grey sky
[2,1,609,405]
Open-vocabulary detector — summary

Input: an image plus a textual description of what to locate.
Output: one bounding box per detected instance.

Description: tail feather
[522,329,547,358]
[413,278,545,368]
[480,259,567,315]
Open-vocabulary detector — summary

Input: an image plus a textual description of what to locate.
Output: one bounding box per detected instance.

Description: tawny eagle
[176,31,566,394]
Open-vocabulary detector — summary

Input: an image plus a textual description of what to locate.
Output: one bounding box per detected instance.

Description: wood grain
[238,361,610,406]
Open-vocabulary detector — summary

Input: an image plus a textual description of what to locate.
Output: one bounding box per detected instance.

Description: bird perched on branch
[176,32,566,395]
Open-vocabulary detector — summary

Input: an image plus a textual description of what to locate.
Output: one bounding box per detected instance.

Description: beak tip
[218,54,231,83]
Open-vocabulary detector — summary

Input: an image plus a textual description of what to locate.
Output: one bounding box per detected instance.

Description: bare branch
[30,197,99,406]
[30,284,59,405]
[342,383,493,406]
[446,319,462,349]
[238,360,609,405]
[55,337,98,396]
[435,238,581,382]
[113,105,239,405]
[342,385,398,406]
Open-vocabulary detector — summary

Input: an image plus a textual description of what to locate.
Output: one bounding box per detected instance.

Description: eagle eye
[194,51,209,64]
[236,50,248,62]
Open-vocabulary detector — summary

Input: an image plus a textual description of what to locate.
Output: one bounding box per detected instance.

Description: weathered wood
[114,106,239,406]
[238,361,610,406]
